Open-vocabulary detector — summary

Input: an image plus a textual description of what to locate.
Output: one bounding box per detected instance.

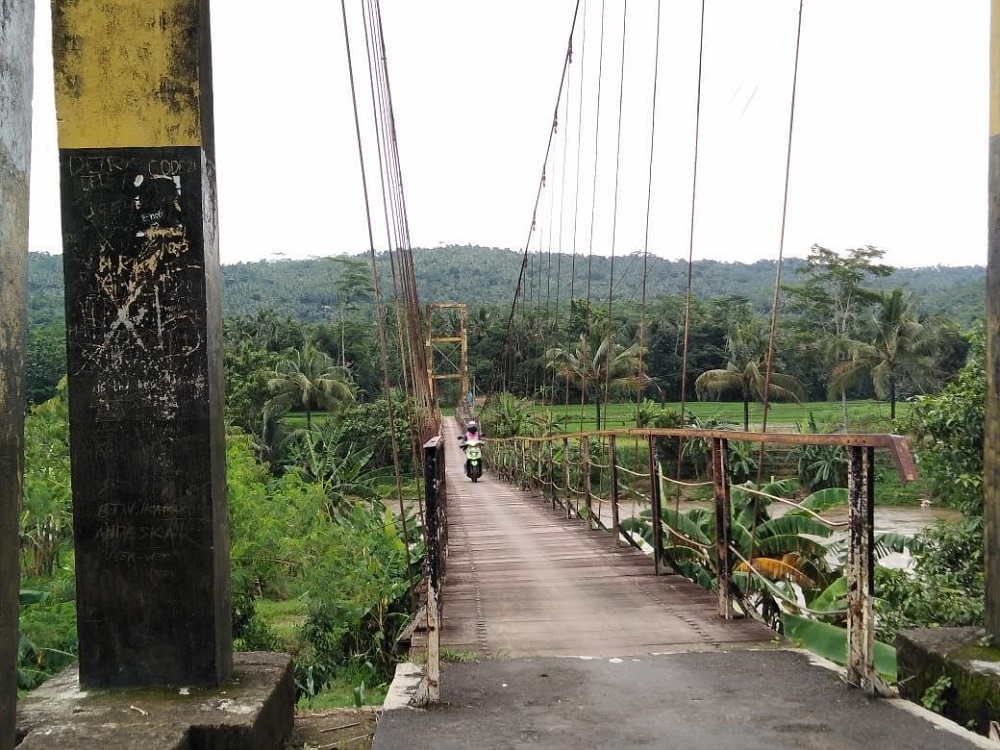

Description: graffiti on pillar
[61,146,209,420]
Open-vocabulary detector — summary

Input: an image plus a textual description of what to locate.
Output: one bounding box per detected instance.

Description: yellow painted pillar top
[51,0,207,149]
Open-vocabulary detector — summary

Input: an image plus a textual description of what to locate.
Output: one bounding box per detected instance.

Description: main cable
[489,0,584,399]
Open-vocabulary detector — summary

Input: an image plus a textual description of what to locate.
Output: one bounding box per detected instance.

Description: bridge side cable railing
[482,426,916,696]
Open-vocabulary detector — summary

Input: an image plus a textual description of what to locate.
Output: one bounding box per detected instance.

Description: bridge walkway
[435,419,775,657]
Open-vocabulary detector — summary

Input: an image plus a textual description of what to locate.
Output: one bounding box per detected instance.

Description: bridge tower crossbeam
[425,303,469,410]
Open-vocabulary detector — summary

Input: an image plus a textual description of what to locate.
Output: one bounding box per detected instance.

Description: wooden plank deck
[434,420,777,658]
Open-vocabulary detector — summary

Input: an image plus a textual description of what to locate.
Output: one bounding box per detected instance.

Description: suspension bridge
[2,0,998,749]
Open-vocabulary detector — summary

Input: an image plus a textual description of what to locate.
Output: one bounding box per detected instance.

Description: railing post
[517,439,524,487]
[532,443,545,497]
[529,439,537,490]
[422,436,446,704]
[563,437,571,518]
[497,440,507,481]
[649,436,663,575]
[609,436,621,548]
[582,438,593,529]
[847,445,880,693]
[712,438,734,619]
[545,440,559,510]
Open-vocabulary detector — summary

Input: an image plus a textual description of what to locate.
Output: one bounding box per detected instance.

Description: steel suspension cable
[550,66,571,412]
[543,130,557,407]
[601,0,629,431]
[678,0,707,423]
[576,0,607,432]
[489,0,583,399]
[372,4,434,430]
[637,1,664,414]
[759,0,805,438]
[566,0,588,416]
[361,0,422,470]
[340,0,414,602]
[585,0,607,307]
[569,0,588,310]
[744,0,806,601]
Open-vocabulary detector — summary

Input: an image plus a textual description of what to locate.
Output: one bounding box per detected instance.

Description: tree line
[24,247,977,421]
[484,247,971,427]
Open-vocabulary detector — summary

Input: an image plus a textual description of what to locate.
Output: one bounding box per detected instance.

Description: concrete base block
[896,626,1000,735]
[16,652,294,749]
[383,662,428,710]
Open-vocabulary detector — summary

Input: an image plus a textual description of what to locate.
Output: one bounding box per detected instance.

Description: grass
[296,677,388,711]
[256,597,391,711]
[546,399,907,433]
[281,399,908,434]
[409,647,479,665]
[510,399,929,506]
[257,597,308,644]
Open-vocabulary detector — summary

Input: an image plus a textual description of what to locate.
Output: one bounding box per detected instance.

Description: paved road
[376,650,988,749]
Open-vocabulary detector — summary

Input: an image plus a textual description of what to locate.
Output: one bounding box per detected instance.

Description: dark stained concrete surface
[376,650,990,749]
[16,652,293,749]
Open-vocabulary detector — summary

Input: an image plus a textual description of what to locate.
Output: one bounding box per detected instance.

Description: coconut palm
[545,332,644,430]
[694,318,807,430]
[827,288,933,420]
[264,342,356,429]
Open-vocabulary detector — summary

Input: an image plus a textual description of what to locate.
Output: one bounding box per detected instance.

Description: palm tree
[265,342,356,429]
[545,332,644,430]
[827,288,933,420]
[694,319,807,430]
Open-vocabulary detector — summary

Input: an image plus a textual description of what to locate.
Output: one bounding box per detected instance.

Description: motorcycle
[460,437,484,482]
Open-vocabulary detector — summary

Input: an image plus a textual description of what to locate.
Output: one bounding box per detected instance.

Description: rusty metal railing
[484,427,915,696]
[422,435,447,702]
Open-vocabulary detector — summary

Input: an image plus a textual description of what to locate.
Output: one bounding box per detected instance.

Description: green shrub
[232,584,281,653]
[18,577,77,689]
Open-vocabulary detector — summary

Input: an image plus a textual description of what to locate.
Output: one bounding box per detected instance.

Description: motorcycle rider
[459,420,485,480]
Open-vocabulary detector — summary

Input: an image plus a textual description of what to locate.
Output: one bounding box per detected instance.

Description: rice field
[542,399,907,434]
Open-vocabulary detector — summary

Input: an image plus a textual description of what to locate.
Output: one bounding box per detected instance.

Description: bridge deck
[436,420,776,658]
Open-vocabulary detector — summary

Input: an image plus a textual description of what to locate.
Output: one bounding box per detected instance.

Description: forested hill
[26,246,985,328]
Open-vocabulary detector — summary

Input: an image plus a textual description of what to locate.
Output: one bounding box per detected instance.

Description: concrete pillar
[0,3,34,744]
[988,0,1000,640]
[51,0,231,687]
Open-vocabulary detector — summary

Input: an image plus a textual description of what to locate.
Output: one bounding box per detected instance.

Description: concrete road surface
[375,649,991,749]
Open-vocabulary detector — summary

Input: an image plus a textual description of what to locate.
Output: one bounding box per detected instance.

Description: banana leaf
[781,611,896,681]
[787,487,848,515]
[750,532,833,559]
[683,506,716,531]
[757,514,834,540]
[735,557,815,588]
[824,531,923,570]
[806,575,848,613]
[676,560,716,591]
[663,544,710,564]
[661,507,713,545]
[874,531,924,557]
[619,517,652,546]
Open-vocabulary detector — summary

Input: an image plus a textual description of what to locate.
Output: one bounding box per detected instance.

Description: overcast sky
[27,1,989,269]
